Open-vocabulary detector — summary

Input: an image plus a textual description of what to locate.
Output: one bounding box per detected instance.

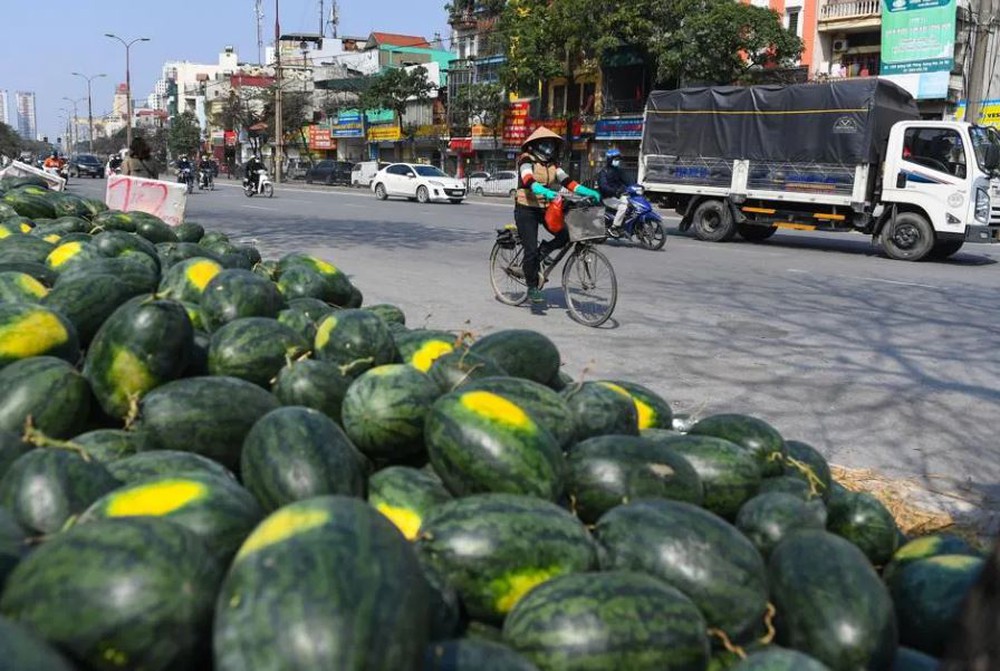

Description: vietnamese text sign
[595,117,644,141]
[105,175,188,227]
[368,124,401,142]
[881,0,956,99]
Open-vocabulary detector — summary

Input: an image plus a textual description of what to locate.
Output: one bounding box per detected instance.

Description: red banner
[224,131,237,147]
[502,101,584,149]
[308,127,335,150]
[448,138,473,153]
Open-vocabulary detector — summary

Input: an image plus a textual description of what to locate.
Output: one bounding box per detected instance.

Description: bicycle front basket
[565,206,606,242]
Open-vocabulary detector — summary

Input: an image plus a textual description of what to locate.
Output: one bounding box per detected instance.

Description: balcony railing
[819,0,880,21]
[601,98,646,116]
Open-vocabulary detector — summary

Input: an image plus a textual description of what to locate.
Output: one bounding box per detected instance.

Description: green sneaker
[528,287,545,304]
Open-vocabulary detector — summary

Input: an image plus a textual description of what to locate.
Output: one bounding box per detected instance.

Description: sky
[0,0,452,142]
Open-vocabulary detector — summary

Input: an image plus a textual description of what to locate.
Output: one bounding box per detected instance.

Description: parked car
[305,160,353,186]
[285,158,312,181]
[351,160,389,188]
[466,171,490,193]
[68,154,105,178]
[477,170,518,197]
[371,163,466,204]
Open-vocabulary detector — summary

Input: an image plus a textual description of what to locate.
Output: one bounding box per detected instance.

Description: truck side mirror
[985,144,1000,171]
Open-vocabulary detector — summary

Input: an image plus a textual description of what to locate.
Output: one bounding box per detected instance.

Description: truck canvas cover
[642,79,919,165]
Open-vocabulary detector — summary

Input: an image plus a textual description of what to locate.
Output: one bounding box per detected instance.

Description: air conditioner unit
[832,38,849,52]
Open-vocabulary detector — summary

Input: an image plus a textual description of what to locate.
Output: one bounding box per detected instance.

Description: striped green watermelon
[468,329,560,386]
[883,533,982,584]
[1,517,223,670]
[80,472,263,563]
[2,186,56,219]
[462,377,576,448]
[782,440,832,500]
[91,229,159,263]
[827,490,899,565]
[0,270,48,303]
[394,329,458,372]
[561,381,639,442]
[0,303,79,369]
[503,571,710,671]
[757,475,816,500]
[71,428,140,462]
[735,492,827,558]
[54,254,160,295]
[271,358,351,422]
[107,449,236,485]
[0,261,57,286]
[688,414,787,477]
[0,430,30,479]
[891,647,939,671]
[650,434,763,519]
[214,496,429,671]
[566,435,703,523]
[135,216,179,244]
[595,499,768,642]
[424,639,539,671]
[341,364,442,462]
[600,380,673,430]
[135,376,281,471]
[91,210,138,232]
[425,388,565,500]
[427,349,509,392]
[276,264,342,302]
[421,558,463,642]
[731,648,832,670]
[364,303,406,327]
[174,221,205,242]
[0,356,91,438]
[200,269,286,332]
[275,252,356,306]
[207,317,309,388]
[368,465,452,540]
[768,530,897,670]
[156,241,223,269]
[0,508,26,590]
[0,448,120,534]
[314,308,398,377]
[44,239,99,272]
[416,493,596,623]
[241,406,368,511]
[0,616,77,671]
[158,256,223,302]
[43,273,145,344]
[0,234,54,264]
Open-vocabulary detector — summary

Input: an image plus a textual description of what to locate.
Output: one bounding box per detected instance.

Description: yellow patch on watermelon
[15,274,47,298]
[491,566,564,614]
[460,391,532,431]
[893,536,941,562]
[411,340,454,372]
[314,315,338,349]
[312,258,339,275]
[925,555,983,571]
[0,227,10,239]
[375,502,422,540]
[46,241,83,268]
[105,479,207,517]
[0,310,68,359]
[185,259,221,291]
[18,223,32,233]
[600,382,655,430]
[236,506,330,560]
[43,234,62,244]
[108,347,155,401]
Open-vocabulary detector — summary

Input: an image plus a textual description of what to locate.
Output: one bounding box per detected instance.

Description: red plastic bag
[543,196,565,234]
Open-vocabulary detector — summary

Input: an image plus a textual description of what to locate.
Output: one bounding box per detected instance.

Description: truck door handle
[896,172,907,188]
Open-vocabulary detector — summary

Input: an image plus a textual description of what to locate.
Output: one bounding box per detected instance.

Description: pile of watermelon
[0,174,989,671]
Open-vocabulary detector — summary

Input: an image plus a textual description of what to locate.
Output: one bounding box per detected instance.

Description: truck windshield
[969,126,994,172]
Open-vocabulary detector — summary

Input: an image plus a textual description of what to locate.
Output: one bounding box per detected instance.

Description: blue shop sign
[595,117,644,141]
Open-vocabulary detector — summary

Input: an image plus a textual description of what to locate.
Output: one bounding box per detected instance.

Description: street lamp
[105,33,150,150]
[72,72,106,153]
[61,97,84,154]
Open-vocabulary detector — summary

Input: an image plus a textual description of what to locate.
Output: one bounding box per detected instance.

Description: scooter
[178,167,195,194]
[198,169,214,191]
[243,169,273,198]
[604,184,666,251]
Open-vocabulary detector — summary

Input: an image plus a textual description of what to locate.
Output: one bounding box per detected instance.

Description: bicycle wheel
[562,245,617,326]
[489,241,528,306]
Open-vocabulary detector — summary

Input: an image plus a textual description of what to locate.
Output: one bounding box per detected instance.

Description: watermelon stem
[782,455,826,498]
[758,602,777,645]
[707,628,746,659]
[123,394,141,430]
[21,418,93,462]
[339,357,375,378]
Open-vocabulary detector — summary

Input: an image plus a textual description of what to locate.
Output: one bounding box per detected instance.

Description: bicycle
[489,198,618,327]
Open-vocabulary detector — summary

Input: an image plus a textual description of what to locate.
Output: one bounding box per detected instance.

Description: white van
[351,161,388,188]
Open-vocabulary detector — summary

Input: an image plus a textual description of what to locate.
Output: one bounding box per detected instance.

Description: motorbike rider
[108,152,123,174]
[597,149,630,233]
[43,151,63,171]
[514,126,602,305]
[176,154,194,182]
[244,154,265,192]
[198,154,215,187]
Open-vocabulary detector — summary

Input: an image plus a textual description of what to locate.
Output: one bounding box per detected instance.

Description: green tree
[167,111,202,159]
[452,81,507,145]
[359,66,437,159]
[0,122,22,161]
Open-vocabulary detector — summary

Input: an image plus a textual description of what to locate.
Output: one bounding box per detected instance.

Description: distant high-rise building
[0,90,9,126]
[14,91,36,140]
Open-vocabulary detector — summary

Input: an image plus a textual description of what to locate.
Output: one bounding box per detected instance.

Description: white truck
[638,79,1000,260]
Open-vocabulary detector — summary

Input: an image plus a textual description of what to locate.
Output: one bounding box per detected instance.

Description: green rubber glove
[531,182,559,201]
[574,184,602,203]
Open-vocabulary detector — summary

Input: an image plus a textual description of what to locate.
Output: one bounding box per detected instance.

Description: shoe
[528,287,545,304]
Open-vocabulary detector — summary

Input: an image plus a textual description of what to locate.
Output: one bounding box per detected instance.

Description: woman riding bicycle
[514,127,601,304]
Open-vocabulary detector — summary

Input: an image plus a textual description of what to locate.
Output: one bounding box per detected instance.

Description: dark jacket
[597,165,628,199]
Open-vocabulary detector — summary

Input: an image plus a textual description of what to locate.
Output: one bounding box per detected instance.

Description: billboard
[595,117,644,141]
[880,0,957,99]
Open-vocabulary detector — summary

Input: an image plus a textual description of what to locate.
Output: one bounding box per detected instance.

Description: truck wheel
[880,212,934,261]
[737,224,777,242]
[928,239,964,260]
[691,199,737,242]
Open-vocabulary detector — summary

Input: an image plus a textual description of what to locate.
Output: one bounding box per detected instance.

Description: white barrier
[0,160,66,191]
[105,174,188,227]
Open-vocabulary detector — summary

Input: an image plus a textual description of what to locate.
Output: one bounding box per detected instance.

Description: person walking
[121,136,159,179]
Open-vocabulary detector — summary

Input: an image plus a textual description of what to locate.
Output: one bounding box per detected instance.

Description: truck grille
[991,204,1000,226]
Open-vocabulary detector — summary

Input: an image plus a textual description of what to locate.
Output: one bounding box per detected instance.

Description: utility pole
[72,72,106,153]
[106,34,150,150]
[965,0,997,124]
[274,0,284,184]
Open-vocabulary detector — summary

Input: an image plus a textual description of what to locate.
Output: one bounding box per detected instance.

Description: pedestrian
[122,136,159,179]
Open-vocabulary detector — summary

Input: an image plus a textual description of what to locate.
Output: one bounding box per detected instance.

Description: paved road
[72,177,1000,521]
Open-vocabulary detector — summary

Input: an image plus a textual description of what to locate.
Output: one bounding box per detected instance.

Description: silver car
[477,170,518,197]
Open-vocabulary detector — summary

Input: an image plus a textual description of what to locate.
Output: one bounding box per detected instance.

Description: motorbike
[243,169,273,198]
[198,168,214,191]
[178,167,195,194]
[604,184,666,251]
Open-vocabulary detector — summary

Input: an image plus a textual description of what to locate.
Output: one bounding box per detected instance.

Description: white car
[371,163,466,204]
[466,171,490,193]
[477,170,518,197]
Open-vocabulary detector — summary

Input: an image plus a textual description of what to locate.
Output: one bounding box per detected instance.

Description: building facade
[0,90,9,127]
[14,91,37,141]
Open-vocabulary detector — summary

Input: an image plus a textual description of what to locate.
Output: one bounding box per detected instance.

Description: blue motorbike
[604,184,666,250]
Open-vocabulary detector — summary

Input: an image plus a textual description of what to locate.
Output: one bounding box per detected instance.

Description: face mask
[536,142,555,160]
[611,159,621,168]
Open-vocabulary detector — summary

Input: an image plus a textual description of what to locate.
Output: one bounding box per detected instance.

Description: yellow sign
[412,124,447,138]
[368,124,401,142]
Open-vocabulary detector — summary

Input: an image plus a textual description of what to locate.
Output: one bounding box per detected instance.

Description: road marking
[242,204,271,210]
[788,268,938,289]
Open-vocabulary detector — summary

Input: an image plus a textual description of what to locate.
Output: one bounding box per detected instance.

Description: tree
[92,127,129,158]
[359,66,437,160]
[452,81,507,145]
[0,122,22,161]
[167,111,202,159]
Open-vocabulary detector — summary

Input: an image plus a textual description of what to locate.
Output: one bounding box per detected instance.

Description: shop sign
[449,138,473,153]
[412,124,447,138]
[368,124,401,142]
[308,126,336,150]
[210,130,225,147]
[881,0,956,99]
[595,117,644,140]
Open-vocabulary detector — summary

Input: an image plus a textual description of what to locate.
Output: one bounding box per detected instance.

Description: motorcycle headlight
[632,186,644,195]
[975,188,990,223]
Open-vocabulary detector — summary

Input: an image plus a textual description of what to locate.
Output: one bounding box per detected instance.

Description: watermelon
[364,303,406,327]
[368,465,452,540]
[425,389,565,500]
[70,428,139,463]
[288,296,337,320]
[891,647,939,671]
[688,414,787,477]
[598,380,673,430]
[826,490,899,565]
[768,530,898,670]
[83,297,194,419]
[274,252,355,306]
[80,472,263,563]
[314,308,398,377]
[0,234,54,264]
[503,571,710,671]
[199,230,230,247]
[276,264,346,303]
[107,449,236,485]
[0,430,30,479]
[783,439,833,499]
[730,648,832,670]
[134,376,281,471]
[424,639,539,671]
[241,406,368,511]
[271,358,351,422]
[135,216,179,243]
[594,499,768,641]
[199,269,286,332]
[91,210,138,232]
[0,270,48,303]
[175,221,205,242]
[0,508,26,590]
[54,254,160,295]
[0,303,79,369]
[2,186,56,219]
[0,261,57,286]
[1,517,223,671]
[158,256,223,302]
[394,329,458,372]
[886,554,984,656]
[0,356,91,438]
[341,364,442,462]
[461,377,576,448]
[416,493,596,623]
[91,229,159,263]
[185,330,211,376]
[735,492,827,558]
[43,273,145,344]
[561,381,639,442]
[0,448,119,534]
[757,475,816,500]
[214,496,429,671]
[883,533,982,584]
[467,329,560,386]
[650,434,763,519]
[277,306,319,341]
[0,616,77,671]
[566,435,704,523]
[207,317,309,388]
[156,241,223,269]
[428,349,509,392]
[421,559,463,642]
[45,239,100,272]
